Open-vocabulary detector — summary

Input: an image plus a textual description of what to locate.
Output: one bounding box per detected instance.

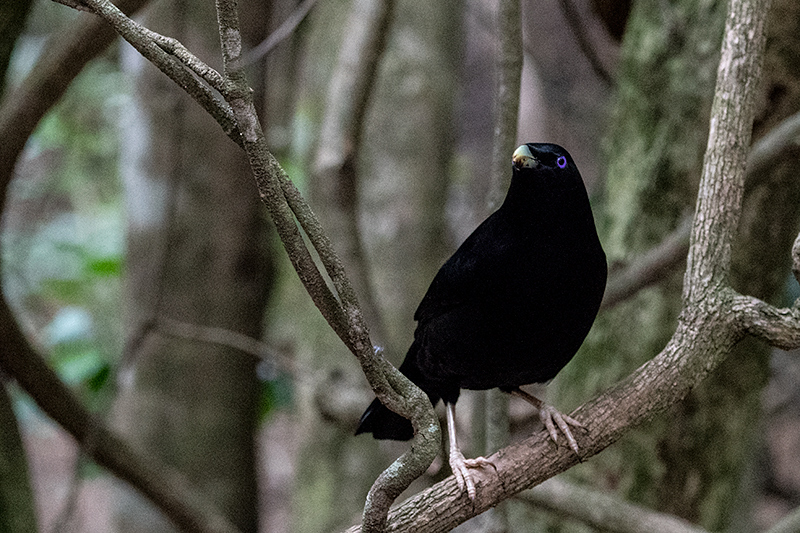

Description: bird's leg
[510,388,583,455]
[446,402,494,500]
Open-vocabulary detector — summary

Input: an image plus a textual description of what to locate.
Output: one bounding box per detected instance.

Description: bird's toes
[560,411,584,429]
[464,455,496,471]
[539,404,581,455]
[449,450,492,500]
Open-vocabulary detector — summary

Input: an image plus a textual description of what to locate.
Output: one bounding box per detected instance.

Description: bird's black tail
[355,341,439,441]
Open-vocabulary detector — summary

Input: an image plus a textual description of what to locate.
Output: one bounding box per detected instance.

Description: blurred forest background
[1,0,800,532]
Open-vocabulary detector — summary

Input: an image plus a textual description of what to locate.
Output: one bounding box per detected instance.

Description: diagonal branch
[241,0,319,65]
[0,300,242,533]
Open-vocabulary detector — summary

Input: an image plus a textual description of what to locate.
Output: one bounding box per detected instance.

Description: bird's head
[511,143,575,174]
[504,143,589,212]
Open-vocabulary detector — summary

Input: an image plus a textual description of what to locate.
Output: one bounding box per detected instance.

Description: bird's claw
[449,449,494,500]
[538,403,583,455]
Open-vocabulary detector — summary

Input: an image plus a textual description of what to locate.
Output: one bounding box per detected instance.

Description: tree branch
[683,0,769,300]
[602,214,693,309]
[517,478,708,533]
[555,0,614,86]
[0,301,242,533]
[732,291,800,350]
[241,0,319,65]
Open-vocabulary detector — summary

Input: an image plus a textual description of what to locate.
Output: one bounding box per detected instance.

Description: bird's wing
[414,214,512,324]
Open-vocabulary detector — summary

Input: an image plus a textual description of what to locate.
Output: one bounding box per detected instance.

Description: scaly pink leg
[446,402,494,500]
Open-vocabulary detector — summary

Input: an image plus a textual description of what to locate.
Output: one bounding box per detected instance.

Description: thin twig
[555,0,614,86]
[156,316,301,376]
[242,0,319,66]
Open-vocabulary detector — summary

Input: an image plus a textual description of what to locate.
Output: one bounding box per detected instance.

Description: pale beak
[512,144,539,170]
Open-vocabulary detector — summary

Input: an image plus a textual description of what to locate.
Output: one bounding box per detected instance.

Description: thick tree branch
[733,292,800,350]
[683,0,769,299]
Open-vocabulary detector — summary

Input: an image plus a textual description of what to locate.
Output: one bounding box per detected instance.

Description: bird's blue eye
[556,156,567,169]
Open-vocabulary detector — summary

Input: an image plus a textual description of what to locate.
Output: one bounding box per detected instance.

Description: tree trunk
[110,0,273,531]
[357,0,459,352]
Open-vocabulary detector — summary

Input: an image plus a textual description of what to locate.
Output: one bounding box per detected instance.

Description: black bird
[356,143,607,498]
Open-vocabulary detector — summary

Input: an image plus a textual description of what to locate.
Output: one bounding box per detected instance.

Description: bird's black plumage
[356,143,607,441]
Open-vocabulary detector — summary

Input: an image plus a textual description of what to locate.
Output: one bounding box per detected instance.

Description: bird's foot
[538,403,583,455]
[449,448,494,500]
